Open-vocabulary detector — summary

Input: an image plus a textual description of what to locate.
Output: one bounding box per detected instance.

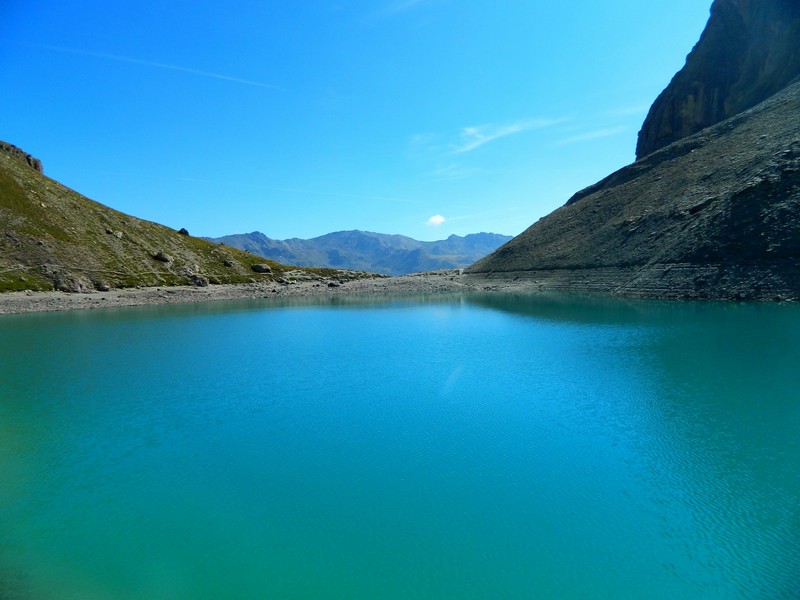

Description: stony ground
[0,270,512,314]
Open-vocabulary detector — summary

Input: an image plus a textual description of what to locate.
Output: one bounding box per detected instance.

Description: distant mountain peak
[208,230,512,276]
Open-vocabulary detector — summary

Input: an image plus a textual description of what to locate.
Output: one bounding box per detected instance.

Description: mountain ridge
[636,0,800,159]
[468,0,800,300]
[0,144,373,293]
[207,230,512,276]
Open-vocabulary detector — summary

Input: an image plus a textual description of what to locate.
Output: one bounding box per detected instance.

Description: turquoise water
[1,293,798,599]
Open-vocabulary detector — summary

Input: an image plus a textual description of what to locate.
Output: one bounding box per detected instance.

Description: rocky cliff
[468,81,800,299]
[467,0,800,301]
[0,140,43,173]
[636,0,800,159]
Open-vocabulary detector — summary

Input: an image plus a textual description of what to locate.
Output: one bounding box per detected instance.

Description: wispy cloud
[452,118,566,154]
[38,44,283,90]
[410,117,566,161]
[556,127,627,146]
[429,162,483,181]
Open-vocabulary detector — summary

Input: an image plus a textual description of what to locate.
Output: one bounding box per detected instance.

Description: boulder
[189,274,209,287]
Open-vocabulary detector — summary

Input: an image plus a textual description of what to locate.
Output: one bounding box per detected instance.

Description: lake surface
[1,293,798,599]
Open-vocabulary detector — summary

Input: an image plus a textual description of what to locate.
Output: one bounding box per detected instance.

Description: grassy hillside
[0,146,368,293]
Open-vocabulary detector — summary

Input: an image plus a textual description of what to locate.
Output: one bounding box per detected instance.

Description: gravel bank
[0,270,513,315]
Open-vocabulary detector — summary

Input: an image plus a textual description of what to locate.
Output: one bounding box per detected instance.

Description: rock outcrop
[467,0,800,301]
[0,147,371,292]
[636,0,800,159]
[0,141,43,173]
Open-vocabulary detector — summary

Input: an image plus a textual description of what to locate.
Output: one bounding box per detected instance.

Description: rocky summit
[467,0,800,300]
[637,0,800,159]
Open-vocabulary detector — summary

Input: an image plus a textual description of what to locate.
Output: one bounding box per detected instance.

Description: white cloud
[427,214,446,226]
[452,118,566,154]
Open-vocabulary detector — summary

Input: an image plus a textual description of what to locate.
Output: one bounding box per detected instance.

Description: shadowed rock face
[467,0,800,300]
[467,81,800,300]
[636,0,800,159]
[0,141,43,173]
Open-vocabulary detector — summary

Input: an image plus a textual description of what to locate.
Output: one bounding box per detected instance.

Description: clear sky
[1,1,712,241]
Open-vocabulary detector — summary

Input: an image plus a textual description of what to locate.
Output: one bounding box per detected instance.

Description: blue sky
[1,1,712,240]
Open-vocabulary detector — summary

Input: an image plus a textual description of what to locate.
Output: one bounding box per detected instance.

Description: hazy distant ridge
[208,230,512,276]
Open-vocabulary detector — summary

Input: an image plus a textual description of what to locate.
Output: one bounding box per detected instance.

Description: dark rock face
[0,141,43,173]
[468,0,800,300]
[636,0,800,159]
[467,82,800,300]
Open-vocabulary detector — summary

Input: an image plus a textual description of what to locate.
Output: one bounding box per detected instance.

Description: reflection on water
[0,293,798,599]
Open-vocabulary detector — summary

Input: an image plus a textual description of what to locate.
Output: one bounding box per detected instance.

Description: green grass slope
[0,145,364,292]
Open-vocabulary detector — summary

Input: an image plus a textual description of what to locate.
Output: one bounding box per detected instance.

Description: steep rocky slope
[467,80,800,300]
[637,0,800,158]
[209,230,512,276]
[467,0,800,300]
[0,143,370,292]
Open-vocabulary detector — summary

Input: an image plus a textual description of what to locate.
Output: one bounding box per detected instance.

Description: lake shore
[0,270,516,315]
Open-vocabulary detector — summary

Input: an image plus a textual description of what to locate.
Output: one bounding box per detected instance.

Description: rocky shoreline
[0,270,514,315]
[5,268,797,316]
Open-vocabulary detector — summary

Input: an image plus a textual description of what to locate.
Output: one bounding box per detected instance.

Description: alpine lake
[1,292,798,599]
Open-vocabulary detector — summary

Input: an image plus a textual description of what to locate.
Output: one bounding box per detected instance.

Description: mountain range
[2,0,799,300]
[207,230,512,276]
